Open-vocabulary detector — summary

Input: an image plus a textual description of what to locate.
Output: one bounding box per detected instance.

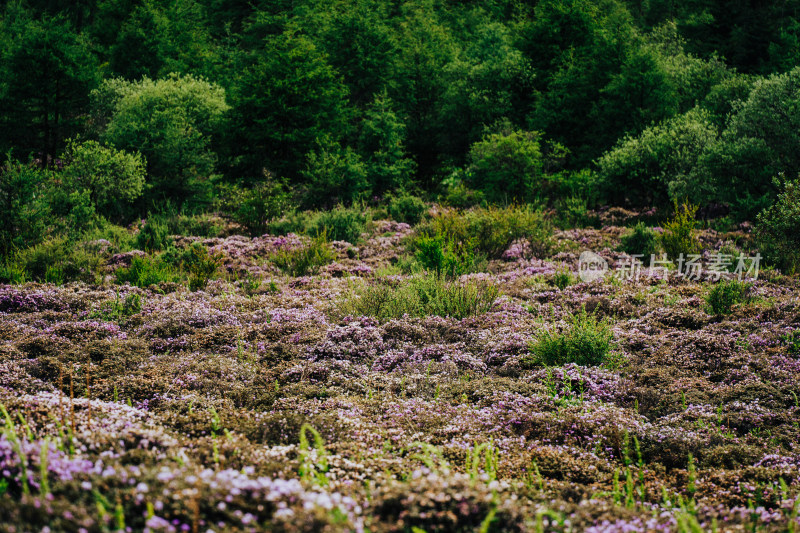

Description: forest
[2,0,800,532]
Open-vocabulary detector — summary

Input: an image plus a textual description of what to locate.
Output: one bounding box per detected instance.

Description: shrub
[414,206,553,261]
[94,74,229,206]
[755,178,800,274]
[271,233,335,276]
[388,193,427,225]
[179,243,223,291]
[337,274,499,320]
[596,107,718,207]
[442,181,485,209]
[89,292,142,320]
[619,222,660,258]
[301,141,369,208]
[550,268,576,290]
[60,139,146,220]
[136,216,172,251]
[226,175,292,236]
[0,160,50,255]
[661,202,700,258]
[466,127,566,203]
[0,257,26,284]
[115,255,179,288]
[17,237,103,284]
[414,235,479,278]
[267,210,313,236]
[528,308,613,367]
[556,196,596,228]
[309,205,367,244]
[705,279,750,315]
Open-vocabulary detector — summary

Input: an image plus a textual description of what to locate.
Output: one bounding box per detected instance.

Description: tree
[300,138,368,208]
[437,21,536,161]
[358,93,415,196]
[596,107,719,207]
[0,160,51,255]
[93,73,229,206]
[466,126,565,204]
[702,67,800,218]
[60,139,146,220]
[0,5,98,164]
[230,29,350,180]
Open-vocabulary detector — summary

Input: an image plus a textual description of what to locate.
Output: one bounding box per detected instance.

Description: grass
[527,308,614,366]
[337,274,499,320]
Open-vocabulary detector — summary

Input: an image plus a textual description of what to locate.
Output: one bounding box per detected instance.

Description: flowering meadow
[1,212,799,533]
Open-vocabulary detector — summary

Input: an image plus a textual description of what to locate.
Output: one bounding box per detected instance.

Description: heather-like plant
[338,274,498,320]
[661,202,700,258]
[705,279,750,315]
[271,232,335,276]
[619,222,660,258]
[528,308,613,366]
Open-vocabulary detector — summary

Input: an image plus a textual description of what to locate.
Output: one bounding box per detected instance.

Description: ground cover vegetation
[2,0,800,531]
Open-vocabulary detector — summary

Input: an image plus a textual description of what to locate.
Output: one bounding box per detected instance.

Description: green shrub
[414,206,553,261]
[309,205,367,244]
[17,237,103,284]
[181,243,223,291]
[550,268,576,290]
[115,256,179,287]
[556,196,596,228]
[94,74,229,206]
[60,139,146,220]
[705,279,750,315]
[337,274,499,320]
[619,222,660,258]
[0,159,50,255]
[388,193,427,225]
[466,127,566,203]
[442,182,485,209]
[414,235,479,278]
[301,141,369,208]
[661,202,700,258]
[271,233,335,276]
[528,308,614,367]
[267,210,313,236]
[0,257,26,284]
[136,216,172,251]
[222,175,292,236]
[755,178,800,274]
[89,292,142,320]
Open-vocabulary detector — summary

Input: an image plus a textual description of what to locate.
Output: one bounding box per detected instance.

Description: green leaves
[93,74,229,207]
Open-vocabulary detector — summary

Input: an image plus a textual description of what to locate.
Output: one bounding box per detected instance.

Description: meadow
[1,205,798,532]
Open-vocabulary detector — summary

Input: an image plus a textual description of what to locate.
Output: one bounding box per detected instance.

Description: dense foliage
[1,0,799,222]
